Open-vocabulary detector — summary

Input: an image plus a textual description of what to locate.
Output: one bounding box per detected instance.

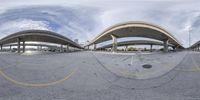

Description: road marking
[0,66,79,87]
[130,56,133,65]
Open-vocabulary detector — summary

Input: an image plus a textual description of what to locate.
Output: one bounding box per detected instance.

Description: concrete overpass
[86,21,183,52]
[97,40,174,52]
[190,40,200,51]
[0,30,82,53]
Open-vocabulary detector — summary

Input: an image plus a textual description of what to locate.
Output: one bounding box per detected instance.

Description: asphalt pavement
[0,51,200,100]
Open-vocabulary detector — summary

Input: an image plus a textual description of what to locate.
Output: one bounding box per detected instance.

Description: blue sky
[0,0,200,47]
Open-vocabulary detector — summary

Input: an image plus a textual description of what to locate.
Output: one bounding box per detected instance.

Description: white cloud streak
[0,19,50,39]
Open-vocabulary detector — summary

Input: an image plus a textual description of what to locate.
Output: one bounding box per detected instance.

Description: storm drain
[142,64,152,69]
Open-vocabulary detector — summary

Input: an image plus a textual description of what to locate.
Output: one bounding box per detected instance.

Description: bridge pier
[0,44,2,51]
[60,45,63,52]
[66,44,69,51]
[22,40,25,53]
[10,45,12,51]
[150,44,153,52]
[17,38,21,53]
[125,45,128,51]
[37,46,39,51]
[163,39,169,52]
[93,43,96,50]
[110,34,117,52]
[172,46,176,51]
[40,46,43,51]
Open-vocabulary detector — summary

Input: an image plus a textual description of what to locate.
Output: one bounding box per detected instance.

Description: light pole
[189,27,192,50]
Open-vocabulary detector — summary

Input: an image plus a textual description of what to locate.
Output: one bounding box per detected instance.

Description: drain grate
[142,64,152,69]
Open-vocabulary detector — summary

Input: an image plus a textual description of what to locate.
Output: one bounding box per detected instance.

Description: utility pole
[189,27,192,50]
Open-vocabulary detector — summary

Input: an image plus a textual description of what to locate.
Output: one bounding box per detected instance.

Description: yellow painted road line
[0,66,79,87]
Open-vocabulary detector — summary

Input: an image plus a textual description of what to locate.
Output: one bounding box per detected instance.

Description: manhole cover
[142,64,152,69]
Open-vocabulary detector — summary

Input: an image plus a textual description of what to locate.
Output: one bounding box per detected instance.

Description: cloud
[0,19,50,39]
[0,0,200,47]
[0,6,101,43]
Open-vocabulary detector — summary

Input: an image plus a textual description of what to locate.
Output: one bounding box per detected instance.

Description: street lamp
[189,27,192,50]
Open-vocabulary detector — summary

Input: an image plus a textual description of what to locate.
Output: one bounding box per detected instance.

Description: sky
[0,0,200,47]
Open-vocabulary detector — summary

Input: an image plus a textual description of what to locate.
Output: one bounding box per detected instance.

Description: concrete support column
[110,34,117,52]
[60,45,63,52]
[22,40,25,53]
[39,46,41,51]
[93,44,96,50]
[172,46,176,51]
[66,44,69,51]
[163,39,169,52]
[150,44,153,52]
[71,47,73,51]
[88,45,91,50]
[0,44,2,51]
[17,38,21,53]
[125,45,128,51]
[10,45,12,51]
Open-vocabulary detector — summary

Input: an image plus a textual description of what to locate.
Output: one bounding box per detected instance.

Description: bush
[128,47,137,51]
